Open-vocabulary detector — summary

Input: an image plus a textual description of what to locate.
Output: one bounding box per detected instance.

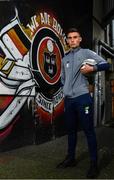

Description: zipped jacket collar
[70,46,81,53]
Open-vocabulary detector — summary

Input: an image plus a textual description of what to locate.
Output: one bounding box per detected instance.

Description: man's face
[66,32,82,49]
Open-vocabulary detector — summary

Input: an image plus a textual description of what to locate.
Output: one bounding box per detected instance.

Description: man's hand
[80,64,95,74]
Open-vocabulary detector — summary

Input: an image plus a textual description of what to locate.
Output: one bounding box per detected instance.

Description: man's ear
[79,37,82,42]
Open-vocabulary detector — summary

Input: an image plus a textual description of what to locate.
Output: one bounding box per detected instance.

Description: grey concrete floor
[0,126,114,179]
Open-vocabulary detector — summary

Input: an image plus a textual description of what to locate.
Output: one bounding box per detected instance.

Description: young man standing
[57,28,110,178]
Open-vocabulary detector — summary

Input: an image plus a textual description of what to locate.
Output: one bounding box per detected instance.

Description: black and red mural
[0,0,92,150]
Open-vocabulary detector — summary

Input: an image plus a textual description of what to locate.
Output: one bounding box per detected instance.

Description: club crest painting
[0,0,92,150]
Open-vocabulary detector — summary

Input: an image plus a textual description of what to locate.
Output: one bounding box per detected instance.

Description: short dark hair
[66,27,81,37]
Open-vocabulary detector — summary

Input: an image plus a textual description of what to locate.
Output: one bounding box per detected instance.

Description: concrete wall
[93,0,105,42]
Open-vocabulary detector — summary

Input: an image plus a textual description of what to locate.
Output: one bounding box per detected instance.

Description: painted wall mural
[0,0,92,149]
[0,7,67,146]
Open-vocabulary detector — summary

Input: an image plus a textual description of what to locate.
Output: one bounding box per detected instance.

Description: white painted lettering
[27,15,39,34]
[40,12,50,25]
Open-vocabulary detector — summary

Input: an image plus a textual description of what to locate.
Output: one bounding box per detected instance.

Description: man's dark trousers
[64,93,97,161]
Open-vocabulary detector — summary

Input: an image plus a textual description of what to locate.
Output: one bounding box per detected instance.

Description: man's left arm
[80,49,110,74]
[87,49,110,71]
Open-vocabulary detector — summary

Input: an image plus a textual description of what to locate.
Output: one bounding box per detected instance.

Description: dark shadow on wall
[0,0,93,49]
[0,100,67,151]
[0,102,34,152]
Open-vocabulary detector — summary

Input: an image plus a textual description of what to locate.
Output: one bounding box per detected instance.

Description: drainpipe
[94,40,114,126]
[94,39,103,126]
[97,43,102,125]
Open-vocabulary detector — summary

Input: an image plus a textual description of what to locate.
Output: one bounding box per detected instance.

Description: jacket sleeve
[61,59,65,86]
[86,49,110,71]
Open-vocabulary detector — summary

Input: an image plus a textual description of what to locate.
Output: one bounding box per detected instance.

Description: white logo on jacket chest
[66,62,69,68]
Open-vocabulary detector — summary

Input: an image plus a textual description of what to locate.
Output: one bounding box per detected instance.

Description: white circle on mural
[47,39,54,52]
